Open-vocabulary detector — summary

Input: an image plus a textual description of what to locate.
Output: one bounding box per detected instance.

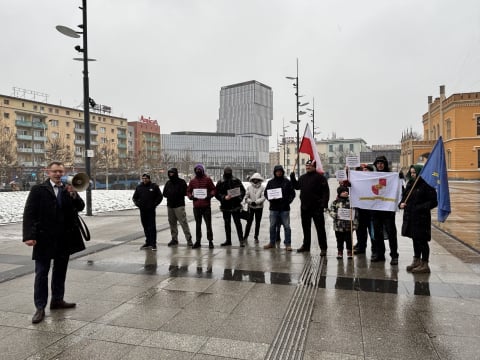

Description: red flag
[299,123,323,173]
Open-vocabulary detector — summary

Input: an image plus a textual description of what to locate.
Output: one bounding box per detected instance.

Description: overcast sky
[2,0,480,149]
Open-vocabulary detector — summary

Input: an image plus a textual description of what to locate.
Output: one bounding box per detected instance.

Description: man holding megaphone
[23,161,86,324]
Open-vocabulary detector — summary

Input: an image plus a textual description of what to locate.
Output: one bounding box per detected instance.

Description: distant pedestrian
[290,159,330,255]
[371,155,399,264]
[399,164,438,273]
[264,165,295,251]
[243,173,266,243]
[23,161,85,324]
[163,167,193,247]
[187,164,216,249]
[329,186,359,259]
[132,173,163,251]
[215,167,246,247]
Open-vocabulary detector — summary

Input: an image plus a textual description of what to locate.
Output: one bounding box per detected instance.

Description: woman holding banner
[399,164,438,273]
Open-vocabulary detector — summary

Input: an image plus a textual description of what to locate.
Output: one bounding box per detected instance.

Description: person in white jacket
[243,173,266,243]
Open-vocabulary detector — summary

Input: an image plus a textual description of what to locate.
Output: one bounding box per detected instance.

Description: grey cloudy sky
[2,0,480,149]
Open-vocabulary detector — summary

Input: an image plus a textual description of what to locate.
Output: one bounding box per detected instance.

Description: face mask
[195,170,202,176]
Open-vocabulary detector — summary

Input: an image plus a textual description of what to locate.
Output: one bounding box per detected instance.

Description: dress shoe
[32,308,45,324]
[220,241,232,246]
[371,256,386,262]
[320,249,327,256]
[208,241,214,249]
[263,243,275,249]
[50,300,76,310]
[192,241,201,249]
[296,246,310,253]
[167,239,178,247]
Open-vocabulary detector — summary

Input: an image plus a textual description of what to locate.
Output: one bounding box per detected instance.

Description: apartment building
[0,94,127,185]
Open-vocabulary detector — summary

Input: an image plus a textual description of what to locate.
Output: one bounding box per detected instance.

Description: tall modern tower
[217,80,273,137]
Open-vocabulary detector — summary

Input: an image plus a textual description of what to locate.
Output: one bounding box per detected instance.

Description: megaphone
[61,173,90,192]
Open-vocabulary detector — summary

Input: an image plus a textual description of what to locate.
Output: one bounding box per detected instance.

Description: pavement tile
[159,309,229,337]
[199,337,269,360]
[140,330,208,352]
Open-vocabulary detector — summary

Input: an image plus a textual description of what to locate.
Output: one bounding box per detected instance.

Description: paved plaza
[0,180,479,359]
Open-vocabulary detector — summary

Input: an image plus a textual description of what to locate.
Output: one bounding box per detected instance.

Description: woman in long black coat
[399,164,438,273]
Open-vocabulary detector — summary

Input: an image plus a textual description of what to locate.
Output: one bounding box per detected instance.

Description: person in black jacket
[399,164,438,273]
[371,155,399,264]
[215,167,246,247]
[163,168,193,247]
[264,165,296,251]
[290,159,330,255]
[132,173,163,250]
[23,161,85,324]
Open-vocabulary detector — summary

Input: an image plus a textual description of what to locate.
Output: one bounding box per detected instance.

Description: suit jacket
[23,180,86,259]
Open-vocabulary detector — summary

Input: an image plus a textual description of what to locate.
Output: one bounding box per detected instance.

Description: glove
[192,197,198,201]
[251,201,256,206]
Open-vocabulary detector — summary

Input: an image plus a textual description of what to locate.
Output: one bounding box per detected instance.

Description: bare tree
[45,136,73,165]
[94,142,118,189]
[0,124,17,185]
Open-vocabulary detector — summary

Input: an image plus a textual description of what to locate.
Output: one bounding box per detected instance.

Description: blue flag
[418,136,451,222]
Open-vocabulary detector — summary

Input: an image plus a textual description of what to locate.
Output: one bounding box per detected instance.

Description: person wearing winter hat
[243,173,266,243]
[163,167,193,247]
[215,167,246,247]
[132,173,163,251]
[399,164,438,273]
[186,164,216,249]
[370,155,400,265]
[263,165,296,251]
[328,186,359,259]
[290,159,330,255]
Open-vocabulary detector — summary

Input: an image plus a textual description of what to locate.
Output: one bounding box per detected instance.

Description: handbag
[239,206,250,221]
[76,213,91,241]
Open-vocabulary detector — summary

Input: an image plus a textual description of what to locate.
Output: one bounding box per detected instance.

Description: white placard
[267,188,283,200]
[336,170,347,182]
[193,188,207,199]
[338,208,355,221]
[346,155,360,168]
[227,187,241,197]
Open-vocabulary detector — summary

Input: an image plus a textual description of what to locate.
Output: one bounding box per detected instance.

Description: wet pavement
[0,179,479,359]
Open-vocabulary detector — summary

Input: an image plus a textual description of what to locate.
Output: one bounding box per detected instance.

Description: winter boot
[411,260,430,273]
[406,257,421,272]
[192,241,201,249]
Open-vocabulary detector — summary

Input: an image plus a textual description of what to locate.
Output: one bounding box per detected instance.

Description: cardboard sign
[193,188,207,199]
[267,188,283,200]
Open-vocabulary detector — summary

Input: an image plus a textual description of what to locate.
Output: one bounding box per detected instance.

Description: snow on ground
[1,182,252,225]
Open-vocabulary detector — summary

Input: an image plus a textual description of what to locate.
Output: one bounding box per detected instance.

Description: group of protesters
[132,156,437,277]
[22,156,438,324]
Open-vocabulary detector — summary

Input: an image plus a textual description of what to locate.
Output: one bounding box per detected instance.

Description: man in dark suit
[23,161,86,324]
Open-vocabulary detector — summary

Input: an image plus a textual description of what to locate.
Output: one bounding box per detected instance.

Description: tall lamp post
[306,97,315,139]
[281,120,289,170]
[56,0,94,215]
[286,58,308,175]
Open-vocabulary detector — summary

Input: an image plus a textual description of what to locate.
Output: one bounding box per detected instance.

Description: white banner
[349,170,401,211]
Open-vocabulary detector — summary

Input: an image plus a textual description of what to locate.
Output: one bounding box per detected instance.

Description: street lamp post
[306,97,315,139]
[286,59,308,175]
[56,0,94,215]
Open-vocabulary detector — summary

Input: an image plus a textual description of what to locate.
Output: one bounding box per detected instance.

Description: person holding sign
[215,167,246,247]
[399,165,437,273]
[187,164,216,249]
[290,159,330,255]
[328,186,359,259]
[264,165,296,251]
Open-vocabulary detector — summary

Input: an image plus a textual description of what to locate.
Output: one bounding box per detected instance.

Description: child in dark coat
[328,186,359,259]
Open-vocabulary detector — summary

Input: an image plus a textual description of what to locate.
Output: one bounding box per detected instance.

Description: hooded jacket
[163,167,187,208]
[186,164,216,208]
[245,173,266,209]
[264,165,296,211]
[400,164,438,240]
[215,170,246,211]
[373,155,391,172]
